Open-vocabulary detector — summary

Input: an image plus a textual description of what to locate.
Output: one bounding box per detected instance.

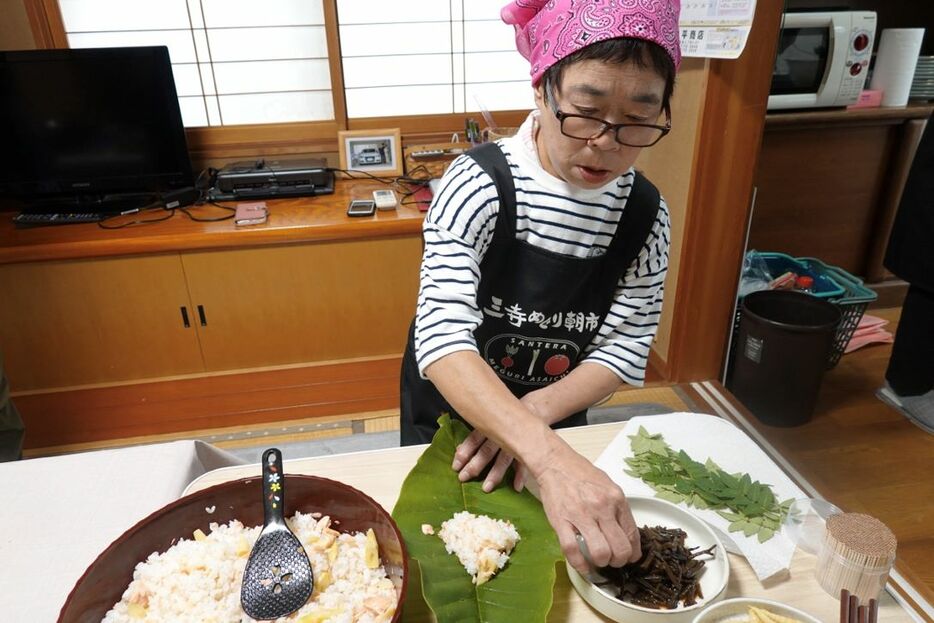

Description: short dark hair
[541,38,676,113]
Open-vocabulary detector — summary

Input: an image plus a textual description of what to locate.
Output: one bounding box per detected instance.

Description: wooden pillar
[665,0,784,382]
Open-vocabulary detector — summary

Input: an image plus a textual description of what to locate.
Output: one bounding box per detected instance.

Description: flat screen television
[0,46,194,213]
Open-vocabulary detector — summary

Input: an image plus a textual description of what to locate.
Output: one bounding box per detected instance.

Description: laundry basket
[798,258,878,367]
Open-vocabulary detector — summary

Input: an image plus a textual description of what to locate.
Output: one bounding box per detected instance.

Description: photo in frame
[338,128,403,177]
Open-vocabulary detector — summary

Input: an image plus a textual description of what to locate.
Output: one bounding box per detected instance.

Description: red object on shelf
[411,186,433,212]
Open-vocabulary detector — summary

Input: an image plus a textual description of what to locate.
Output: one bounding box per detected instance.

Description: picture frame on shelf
[338,128,403,177]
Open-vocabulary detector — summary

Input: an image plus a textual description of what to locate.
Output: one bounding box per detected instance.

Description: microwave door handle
[825,24,849,88]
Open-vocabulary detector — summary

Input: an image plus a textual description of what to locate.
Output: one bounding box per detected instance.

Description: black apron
[400,142,660,445]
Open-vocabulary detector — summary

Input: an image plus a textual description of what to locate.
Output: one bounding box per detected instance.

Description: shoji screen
[59,0,333,127]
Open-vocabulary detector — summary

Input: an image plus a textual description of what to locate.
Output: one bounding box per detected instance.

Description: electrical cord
[96,164,436,228]
[327,166,435,207]
[193,167,218,204]
[179,202,236,222]
[97,201,236,228]
[97,204,174,229]
[97,168,235,228]
[394,165,435,206]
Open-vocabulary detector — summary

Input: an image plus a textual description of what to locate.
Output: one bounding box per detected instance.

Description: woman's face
[533,58,667,189]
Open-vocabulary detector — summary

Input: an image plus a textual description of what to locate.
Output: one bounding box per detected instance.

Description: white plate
[691,597,821,623]
[593,413,805,581]
[567,495,730,623]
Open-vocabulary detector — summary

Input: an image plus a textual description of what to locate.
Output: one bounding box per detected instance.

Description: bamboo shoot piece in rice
[437,511,520,585]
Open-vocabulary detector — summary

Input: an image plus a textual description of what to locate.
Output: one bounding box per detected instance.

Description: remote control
[373,189,398,210]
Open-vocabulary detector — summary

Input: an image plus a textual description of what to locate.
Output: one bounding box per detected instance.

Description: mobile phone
[234,202,268,226]
[347,199,376,217]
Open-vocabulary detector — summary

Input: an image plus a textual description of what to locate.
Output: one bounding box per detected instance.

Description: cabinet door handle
[180,306,190,328]
[197,305,207,326]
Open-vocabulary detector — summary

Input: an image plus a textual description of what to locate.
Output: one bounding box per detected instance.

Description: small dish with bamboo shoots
[691,597,821,623]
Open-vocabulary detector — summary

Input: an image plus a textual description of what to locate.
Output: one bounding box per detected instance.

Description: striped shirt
[414,111,670,386]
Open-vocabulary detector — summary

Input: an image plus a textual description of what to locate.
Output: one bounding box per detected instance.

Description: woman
[400,0,680,573]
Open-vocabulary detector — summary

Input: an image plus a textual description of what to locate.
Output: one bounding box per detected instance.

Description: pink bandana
[502,0,682,86]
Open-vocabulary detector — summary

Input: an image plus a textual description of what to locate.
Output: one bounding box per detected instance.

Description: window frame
[23,0,532,161]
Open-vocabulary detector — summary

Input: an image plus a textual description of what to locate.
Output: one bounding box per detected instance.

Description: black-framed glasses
[545,81,671,148]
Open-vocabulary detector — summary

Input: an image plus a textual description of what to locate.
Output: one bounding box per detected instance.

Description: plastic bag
[738,249,774,297]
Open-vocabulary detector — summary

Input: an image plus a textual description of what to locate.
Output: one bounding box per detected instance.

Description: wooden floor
[737,307,934,605]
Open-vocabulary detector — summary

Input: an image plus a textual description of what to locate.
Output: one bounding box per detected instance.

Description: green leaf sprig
[624,427,793,543]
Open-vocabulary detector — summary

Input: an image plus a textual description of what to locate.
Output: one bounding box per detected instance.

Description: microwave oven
[768,11,877,110]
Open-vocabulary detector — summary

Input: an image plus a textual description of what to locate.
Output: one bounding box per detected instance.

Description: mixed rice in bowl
[104,513,396,622]
[59,476,407,623]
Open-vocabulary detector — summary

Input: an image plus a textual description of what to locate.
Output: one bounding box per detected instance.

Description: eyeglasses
[545,81,671,148]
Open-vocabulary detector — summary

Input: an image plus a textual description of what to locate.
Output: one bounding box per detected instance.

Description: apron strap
[466,142,518,242]
[467,141,662,285]
[604,171,661,281]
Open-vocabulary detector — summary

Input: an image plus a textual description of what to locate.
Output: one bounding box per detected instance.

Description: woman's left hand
[452,429,529,492]
[451,391,556,492]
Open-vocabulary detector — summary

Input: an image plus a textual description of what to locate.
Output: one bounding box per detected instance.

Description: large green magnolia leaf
[392,415,563,623]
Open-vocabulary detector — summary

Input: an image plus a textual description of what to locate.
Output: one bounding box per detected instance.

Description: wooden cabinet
[0,183,428,446]
[0,236,422,391]
[0,254,204,390]
[181,237,421,371]
[749,105,932,281]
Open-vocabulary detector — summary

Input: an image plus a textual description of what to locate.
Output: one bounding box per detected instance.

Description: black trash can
[728,290,841,426]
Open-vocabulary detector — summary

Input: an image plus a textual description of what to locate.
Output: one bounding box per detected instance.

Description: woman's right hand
[531,439,642,574]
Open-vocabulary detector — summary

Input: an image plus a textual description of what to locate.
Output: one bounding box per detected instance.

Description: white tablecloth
[0,440,245,622]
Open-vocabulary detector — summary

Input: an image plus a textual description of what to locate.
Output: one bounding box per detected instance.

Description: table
[183,384,928,622]
[3,383,929,622]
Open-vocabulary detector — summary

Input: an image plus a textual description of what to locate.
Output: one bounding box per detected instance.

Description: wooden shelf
[765,103,934,128]
[0,179,426,265]
[751,104,932,280]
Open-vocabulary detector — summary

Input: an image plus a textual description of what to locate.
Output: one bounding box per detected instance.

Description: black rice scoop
[241,448,313,620]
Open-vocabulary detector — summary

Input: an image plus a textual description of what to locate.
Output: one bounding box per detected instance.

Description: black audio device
[209,157,335,201]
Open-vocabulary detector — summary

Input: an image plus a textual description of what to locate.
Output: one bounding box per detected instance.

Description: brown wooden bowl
[58,474,408,622]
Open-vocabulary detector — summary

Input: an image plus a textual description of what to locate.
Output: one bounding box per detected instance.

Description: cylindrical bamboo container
[815,513,897,602]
